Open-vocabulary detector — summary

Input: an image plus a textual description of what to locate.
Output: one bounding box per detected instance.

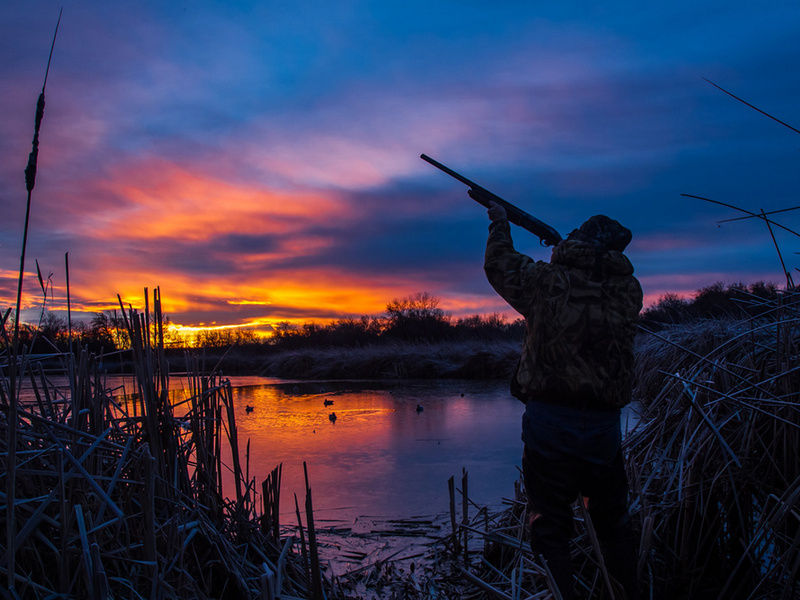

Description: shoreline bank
[163,338,523,380]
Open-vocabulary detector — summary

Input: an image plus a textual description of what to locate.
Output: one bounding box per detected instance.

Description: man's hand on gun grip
[487,201,508,223]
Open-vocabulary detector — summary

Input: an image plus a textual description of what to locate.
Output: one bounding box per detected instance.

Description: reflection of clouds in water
[234,391,395,431]
[220,377,523,523]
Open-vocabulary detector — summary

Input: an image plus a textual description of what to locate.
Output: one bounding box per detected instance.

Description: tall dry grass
[0,289,320,599]
[374,294,800,600]
[628,294,800,599]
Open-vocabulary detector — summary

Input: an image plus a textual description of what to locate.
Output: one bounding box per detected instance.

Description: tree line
[640,281,780,328]
[2,283,782,354]
[1,292,525,353]
[2,310,128,355]
[270,291,524,349]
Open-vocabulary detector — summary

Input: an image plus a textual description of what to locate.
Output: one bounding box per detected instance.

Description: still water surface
[223,377,523,524]
[20,374,638,525]
[17,374,524,522]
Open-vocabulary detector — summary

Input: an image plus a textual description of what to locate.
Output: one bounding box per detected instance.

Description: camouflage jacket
[484,218,643,409]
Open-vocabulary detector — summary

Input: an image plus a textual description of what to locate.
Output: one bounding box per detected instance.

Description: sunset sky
[2,1,800,336]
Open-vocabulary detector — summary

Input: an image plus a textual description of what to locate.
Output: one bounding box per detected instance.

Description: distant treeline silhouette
[1,292,525,353]
[270,291,525,349]
[249,282,784,348]
[4,283,781,353]
[2,309,130,355]
[641,280,780,328]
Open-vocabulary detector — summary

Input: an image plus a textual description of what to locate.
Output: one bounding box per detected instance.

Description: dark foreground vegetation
[2,281,799,599]
[2,293,313,600]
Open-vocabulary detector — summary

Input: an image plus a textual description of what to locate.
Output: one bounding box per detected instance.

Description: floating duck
[323,399,334,407]
[416,405,424,413]
[245,405,254,413]
[329,412,337,424]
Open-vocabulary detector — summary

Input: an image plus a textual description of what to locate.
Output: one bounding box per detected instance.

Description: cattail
[7,12,62,595]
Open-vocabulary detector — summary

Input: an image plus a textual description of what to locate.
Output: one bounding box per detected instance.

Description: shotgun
[421,153,562,246]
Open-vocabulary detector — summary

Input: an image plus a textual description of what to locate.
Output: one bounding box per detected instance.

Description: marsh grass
[626,300,800,599]
[4,295,799,599]
[0,290,319,599]
[337,293,800,600]
[407,295,800,600]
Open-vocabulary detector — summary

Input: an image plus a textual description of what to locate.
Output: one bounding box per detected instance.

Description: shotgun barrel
[420,154,562,246]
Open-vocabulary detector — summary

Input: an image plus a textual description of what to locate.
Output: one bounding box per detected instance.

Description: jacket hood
[550,239,634,277]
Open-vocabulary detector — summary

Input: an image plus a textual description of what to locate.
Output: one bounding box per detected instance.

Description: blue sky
[2,1,799,334]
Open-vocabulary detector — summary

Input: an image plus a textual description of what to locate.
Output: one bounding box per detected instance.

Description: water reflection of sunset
[219,379,523,524]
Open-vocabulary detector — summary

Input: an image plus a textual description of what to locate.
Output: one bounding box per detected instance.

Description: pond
[223,377,525,526]
[15,372,638,529]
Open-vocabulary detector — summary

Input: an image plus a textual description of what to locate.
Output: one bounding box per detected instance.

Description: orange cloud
[0,268,23,282]
[81,158,348,243]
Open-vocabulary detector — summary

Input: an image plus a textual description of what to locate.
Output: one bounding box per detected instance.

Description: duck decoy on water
[329,412,337,424]
[323,399,334,407]
[245,405,254,413]
[416,404,424,413]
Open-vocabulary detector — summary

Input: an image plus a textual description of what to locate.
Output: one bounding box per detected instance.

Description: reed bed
[4,292,798,599]
[317,470,573,600]
[0,290,321,600]
[627,293,800,599]
[5,290,798,599]
[341,291,800,600]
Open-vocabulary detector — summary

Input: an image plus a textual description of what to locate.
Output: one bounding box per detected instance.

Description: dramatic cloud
[2,0,800,333]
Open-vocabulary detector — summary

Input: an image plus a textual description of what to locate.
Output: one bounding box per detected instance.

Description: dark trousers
[522,444,640,600]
